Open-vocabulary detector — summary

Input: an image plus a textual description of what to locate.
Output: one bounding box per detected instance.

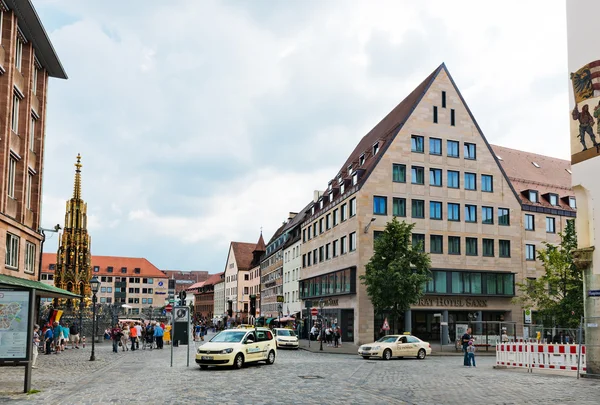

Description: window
[569,197,576,209]
[481,175,493,192]
[25,242,36,274]
[350,198,356,217]
[448,236,461,255]
[528,191,538,203]
[319,218,324,233]
[319,246,324,262]
[464,143,476,160]
[15,37,23,71]
[433,106,438,123]
[332,240,338,257]
[466,237,478,256]
[393,198,406,217]
[447,170,459,188]
[313,223,317,237]
[121,267,127,274]
[8,157,16,198]
[11,94,19,133]
[107,266,113,273]
[349,232,357,251]
[411,166,424,184]
[411,199,425,218]
[30,116,36,152]
[450,109,455,126]
[430,138,442,155]
[546,217,556,233]
[341,204,348,221]
[430,235,443,254]
[447,140,459,158]
[430,168,442,186]
[100,297,107,303]
[101,287,107,293]
[430,201,442,220]
[549,194,558,206]
[307,252,312,266]
[465,205,477,223]
[498,208,510,226]
[325,243,331,260]
[93,266,100,273]
[441,91,446,108]
[326,214,331,230]
[392,164,406,183]
[5,233,19,268]
[499,240,511,258]
[525,214,534,231]
[483,239,494,257]
[26,173,33,210]
[373,196,387,215]
[448,203,460,221]
[341,236,347,255]
[525,245,535,260]
[352,173,358,186]
[333,209,339,226]
[411,135,424,153]
[412,234,425,252]
[464,173,476,190]
[482,206,493,224]
[359,154,365,166]
[33,68,38,95]
[373,143,379,155]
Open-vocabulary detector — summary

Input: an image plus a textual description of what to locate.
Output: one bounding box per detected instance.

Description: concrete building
[299,64,575,345]
[0,0,67,282]
[223,241,255,323]
[282,210,308,318]
[161,270,209,293]
[260,224,286,318]
[213,275,225,320]
[247,233,265,323]
[42,253,168,315]
[189,272,223,321]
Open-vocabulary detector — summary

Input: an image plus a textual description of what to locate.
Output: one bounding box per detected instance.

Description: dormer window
[347,164,352,173]
[311,206,315,215]
[338,176,343,185]
[373,143,379,155]
[352,172,358,186]
[328,183,332,191]
[359,154,365,166]
[121,267,127,274]
[569,197,576,209]
[319,199,323,210]
[528,191,538,203]
[549,194,558,206]
[340,182,345,195]
[532,162,540,168]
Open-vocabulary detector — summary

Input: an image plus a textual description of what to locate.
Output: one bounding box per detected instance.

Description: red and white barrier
[496,343,586,372]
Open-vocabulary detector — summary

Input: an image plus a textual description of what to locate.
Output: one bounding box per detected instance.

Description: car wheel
[266,350,276,365]
[199,365,208,370]
[383,349,392,360]
[417,349,426,360]
[362,356,370,360]
[233,353,244,369]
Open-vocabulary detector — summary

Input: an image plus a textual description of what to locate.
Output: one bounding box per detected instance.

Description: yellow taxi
[195,328,277,370]
[273,328,299,349]
[358,335,431,360]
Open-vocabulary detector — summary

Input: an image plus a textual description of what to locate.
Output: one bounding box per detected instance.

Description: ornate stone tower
[54,154,92,302]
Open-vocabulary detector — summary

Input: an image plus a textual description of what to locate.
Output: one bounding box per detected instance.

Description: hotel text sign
[416,297,488,308]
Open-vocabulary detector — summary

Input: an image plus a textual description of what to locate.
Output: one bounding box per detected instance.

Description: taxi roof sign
[403,332,411,335]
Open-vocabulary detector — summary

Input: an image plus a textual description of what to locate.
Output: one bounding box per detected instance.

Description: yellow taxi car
[273,328,299,349]
[195,328,277,370]
[358,335,431,360]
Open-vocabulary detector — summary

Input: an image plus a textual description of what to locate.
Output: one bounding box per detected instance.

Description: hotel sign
[415,297,488,308]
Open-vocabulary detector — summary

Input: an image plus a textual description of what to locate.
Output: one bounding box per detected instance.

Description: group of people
[194,322,210,341]
[461,327,477,367]
[31,320,83,369]
[106,321,170,353]
[310,323,343,348]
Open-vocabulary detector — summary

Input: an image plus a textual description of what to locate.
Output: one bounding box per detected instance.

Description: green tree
[360,218,431,332]
[513,220,583,328]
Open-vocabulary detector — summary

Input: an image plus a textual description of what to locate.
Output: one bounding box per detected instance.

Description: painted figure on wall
[571,65,594,103]
[572,104,599,151]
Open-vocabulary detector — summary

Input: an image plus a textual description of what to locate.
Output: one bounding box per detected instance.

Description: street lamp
[319,299,325,351]
[89,276,100,361]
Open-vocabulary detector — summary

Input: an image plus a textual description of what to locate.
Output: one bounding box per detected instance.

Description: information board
[0,290,30,360]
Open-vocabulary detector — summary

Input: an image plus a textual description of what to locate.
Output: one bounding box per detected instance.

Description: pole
[24,289,36,393]
[170,310,174,367]
[90,294,97,361]
[577,316,583,379]
[319,301,324,352]
[187,309,190,367]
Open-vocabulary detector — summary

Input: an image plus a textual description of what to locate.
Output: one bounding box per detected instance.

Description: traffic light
[178,290,186,306]
[249,295,256,317]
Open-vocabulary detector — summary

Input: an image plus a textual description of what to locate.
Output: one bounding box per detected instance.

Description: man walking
[111,323,122,353]
[135,322,142,349]
[129,322,138,351]
[70,321,80,349]
[154,322,164,349]
[44,324,53,355]
[461,327,472,366]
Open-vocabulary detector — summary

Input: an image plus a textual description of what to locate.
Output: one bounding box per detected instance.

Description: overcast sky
[35,0,568,273]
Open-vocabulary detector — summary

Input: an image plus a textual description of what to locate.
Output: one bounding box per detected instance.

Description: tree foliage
[513,220,583,328]
[360,218,431,325]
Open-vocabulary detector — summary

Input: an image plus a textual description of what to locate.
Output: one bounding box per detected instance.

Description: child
[467,340,476,367]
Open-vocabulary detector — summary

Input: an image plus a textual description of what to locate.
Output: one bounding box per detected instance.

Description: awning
[265,317,276,325]
[0,273,81,299]
[277,316,296,322]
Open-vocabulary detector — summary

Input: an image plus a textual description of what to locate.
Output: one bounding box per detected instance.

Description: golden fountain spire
[73,153,82,200]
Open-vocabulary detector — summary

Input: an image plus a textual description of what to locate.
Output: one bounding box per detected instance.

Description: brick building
[161,270,209,293]
[189,272,223,321]
[1,0,67,281]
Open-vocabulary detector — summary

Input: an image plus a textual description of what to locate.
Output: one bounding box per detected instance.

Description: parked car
[358,335,431,360]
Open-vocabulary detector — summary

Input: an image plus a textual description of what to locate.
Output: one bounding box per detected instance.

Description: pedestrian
[70,321,80,349]
[44,323,53,355]
[333,326,340,348]
[154,322,164,349]
[164,324,171,346]
[467,340,476,367]
[134,322,142,349]
[52,321,62,354]
[195,324,201,341]
[121,324,130,351]
[461,327,472,366]
[129,322,138,351]
[111,323,122,353]
[61,322,69,350]
[201,323,206,341]
[32,324,40,368]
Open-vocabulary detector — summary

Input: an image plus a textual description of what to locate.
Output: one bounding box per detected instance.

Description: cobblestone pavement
[1,334,599,405]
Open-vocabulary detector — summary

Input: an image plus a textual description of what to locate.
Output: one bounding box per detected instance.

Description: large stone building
[260,223,286,318]
[282,209,308,318]
[299,64,575,345]
[42,253,168,315]
[247,233,265,323]
[1,0,67,281]
[213,275,225,320]
[189,272,223,321]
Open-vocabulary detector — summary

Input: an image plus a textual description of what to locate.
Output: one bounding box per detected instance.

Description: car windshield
[376,336,398,343]
[277,330,296,337]
[210,331,246,343]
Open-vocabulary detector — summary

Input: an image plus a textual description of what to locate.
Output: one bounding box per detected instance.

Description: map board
[0,290,30,360]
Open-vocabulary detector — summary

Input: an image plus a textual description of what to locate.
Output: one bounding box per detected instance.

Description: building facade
[1,0,67,282]
[299,64,574,345]
[223,241,254,323]
[189,272,223,321]
[260,224,286,318]
[282,210,307,318]
[42,253,168,315]
[247,233,265,323]
[161,270,209,293]
[213,276,225,319]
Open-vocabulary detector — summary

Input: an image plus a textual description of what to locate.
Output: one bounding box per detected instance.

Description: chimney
[288,212,297,221]
[313,190,324,202]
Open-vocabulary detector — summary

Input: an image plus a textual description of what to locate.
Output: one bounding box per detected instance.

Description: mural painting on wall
[571,61,600,164]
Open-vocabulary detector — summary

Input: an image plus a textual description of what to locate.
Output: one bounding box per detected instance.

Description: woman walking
[129,322,138,351]
[32,324,40,368]
[121,324,130,351]
[111,323,122,353]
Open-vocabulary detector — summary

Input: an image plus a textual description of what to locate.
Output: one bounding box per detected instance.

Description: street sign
[587,323,598,328]
[311,308,318,316]
[169,299,175,304]
[165,304,173,312]
[277,295,284,303]
[440,322,448,326]
[524,309,532,324]
[311,315,317,320]
[588,290,600,297]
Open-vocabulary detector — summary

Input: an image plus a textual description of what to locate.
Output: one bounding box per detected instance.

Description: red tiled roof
[188,272,223,291]
[41,253,167,278]
[188,281,206,290]
[253,234,266,253]
[491,144,575,211]
[231,242,255,271]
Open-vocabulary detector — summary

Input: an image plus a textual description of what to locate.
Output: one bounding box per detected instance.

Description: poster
[0,290,30,360]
